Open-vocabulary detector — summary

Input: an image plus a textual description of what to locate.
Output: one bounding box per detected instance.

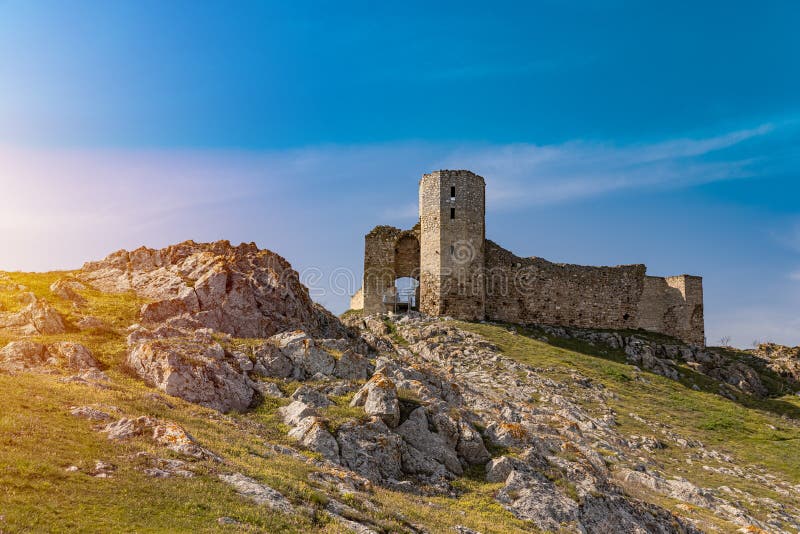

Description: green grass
[457,320,800,531]
[339,309,363,320]
[7,269,797,532]
[319,394,366,433]
[382,318,409,347]
[0,374,315,533]
[0,271,535,533]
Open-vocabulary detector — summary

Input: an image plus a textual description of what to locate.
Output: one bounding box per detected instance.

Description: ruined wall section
[484,240,646,330]
[349,288,364,310]
[484,240,705,345]
[362,225,420,315]
[637,275,704,345]
[358,168,705,346]
[419,170,485,320]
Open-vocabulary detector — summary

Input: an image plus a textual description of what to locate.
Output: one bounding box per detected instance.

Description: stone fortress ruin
[351,170,705,346]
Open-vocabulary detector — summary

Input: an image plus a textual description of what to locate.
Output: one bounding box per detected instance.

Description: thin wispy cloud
[0,122,781,269]
[436,123,774,210]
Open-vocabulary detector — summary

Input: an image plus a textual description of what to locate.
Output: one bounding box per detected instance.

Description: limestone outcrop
[0,340,100,374]
[80,240,347,339]
[536,324,774,398]
[126,325,371,413]
[349,372,400,428]
[754,342,800,388]
[85,240,367,412]
[0,298,67,336]
[324,313,787,532]
[126,334,259,413]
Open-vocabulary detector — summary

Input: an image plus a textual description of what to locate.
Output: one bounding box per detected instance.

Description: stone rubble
[101,416,220,461]
[0,340,101,374]
[218,473,294,514]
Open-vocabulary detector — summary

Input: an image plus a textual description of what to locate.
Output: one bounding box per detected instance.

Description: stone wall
[482,240,704,345]
[484,240,646,331]
[362,225,420,315]
[637,275,704,345]
[350,288,364,310]
[355,169,705,346]
[419,170,486,320]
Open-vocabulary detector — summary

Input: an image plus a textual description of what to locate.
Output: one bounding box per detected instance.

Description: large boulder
[333,350,374,380]
[455,419,491,465]
[496,469,579,530]
[350,372,400,428]
[50,279,87,304]
[270,331,335,379]
[290,385,332,409]
[79,240,348,339]
[287,416,340,462]
[25,300,67,334]
[624,338,679,380]
[336,417,405,483]
[486,456,520,483]
[252,342,293,378]
[395,407,462,476]
[0,341,99,374]
[0,341,49,372]
[277,401,317,426]
[0,299,66,336]
[47,342,100,370]
[127,338,255,412]
[218,473,294,514]
[102,416,219,461]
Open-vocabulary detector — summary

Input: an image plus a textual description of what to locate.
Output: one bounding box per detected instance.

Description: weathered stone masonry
[353,170,705,346]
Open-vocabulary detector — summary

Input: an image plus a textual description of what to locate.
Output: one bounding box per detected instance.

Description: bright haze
[1,1,798,347]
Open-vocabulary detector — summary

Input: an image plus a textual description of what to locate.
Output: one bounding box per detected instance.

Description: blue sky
[0,1,798,346]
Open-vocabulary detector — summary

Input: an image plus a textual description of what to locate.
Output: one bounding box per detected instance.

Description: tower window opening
[450,244,454,256]
[450,208,455,219]
[450,186,456,199]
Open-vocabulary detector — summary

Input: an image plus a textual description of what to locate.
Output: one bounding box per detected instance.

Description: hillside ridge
[0,242,798,533]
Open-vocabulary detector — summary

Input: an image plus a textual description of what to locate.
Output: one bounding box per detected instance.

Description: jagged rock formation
[0,340,100,374]
[80,240,346,339]
[2,243,798,533]
[330,314,797,532]
[0,298,66,336]
[535,324,779,398]
[49,279,88,305]
[75,240,364,412]
[755,343,800,388]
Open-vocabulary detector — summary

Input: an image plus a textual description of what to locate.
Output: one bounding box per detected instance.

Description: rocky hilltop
[79,240,346,339]
[0,241,799,533]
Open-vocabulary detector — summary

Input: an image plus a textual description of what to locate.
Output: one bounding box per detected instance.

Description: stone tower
[419,170,486,320]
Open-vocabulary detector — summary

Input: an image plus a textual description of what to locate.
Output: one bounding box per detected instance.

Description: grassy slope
[458,321,800,530]
[0,273,533,534]
[4,270,798,532]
